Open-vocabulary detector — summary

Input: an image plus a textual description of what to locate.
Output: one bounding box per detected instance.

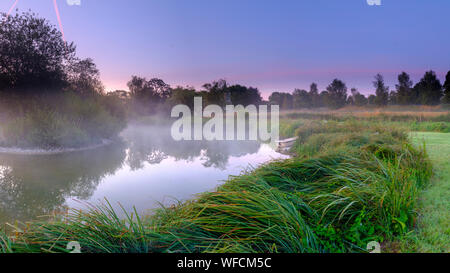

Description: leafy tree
[228,84,262,106]
[168,86,197,109]
[202,79,227,106]
[292,89,310,108]
[0,11,76,94]
[441,71,450,104]
[325,79,347,109]
[269,92,293,110]
[395,72,414,105]
[373,74,389,106]
[127,76,171,114]
[67,58,104,95]
[349,88,368,106]
[368,94,376,105]
[354,93,368,106]
[414,71,442,105]
[309,83,321,107]
[319,91,329,107]
[389,91,398,105]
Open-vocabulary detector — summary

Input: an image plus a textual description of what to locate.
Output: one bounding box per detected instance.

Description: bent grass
[0,121,433,253]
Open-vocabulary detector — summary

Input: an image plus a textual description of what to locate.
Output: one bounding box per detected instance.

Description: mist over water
[0,124,288,225]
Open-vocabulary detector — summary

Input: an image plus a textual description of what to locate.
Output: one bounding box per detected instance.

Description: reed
[0,121,432,253]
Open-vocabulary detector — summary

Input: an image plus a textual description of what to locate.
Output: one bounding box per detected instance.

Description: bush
[0,92,126,149]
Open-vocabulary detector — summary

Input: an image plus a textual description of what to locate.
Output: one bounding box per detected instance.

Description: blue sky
[1,0,449,97]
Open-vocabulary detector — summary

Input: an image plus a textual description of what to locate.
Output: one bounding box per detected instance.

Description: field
[401,132,450,252]
[1,107,449,253]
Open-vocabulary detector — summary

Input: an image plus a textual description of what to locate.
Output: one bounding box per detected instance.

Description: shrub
[0,92,126,149]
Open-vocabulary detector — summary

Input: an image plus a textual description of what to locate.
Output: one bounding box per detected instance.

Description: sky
[1,0,449,98]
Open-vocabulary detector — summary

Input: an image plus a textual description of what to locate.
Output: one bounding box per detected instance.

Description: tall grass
[0,121,432,253]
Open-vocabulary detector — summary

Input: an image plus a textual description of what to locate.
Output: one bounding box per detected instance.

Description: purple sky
[2,0,449,98]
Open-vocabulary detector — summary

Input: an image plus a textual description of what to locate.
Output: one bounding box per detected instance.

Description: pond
[0,124,288,226]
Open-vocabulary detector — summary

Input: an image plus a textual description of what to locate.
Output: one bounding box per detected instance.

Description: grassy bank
[0,120,432,253]
[399,132,450,252]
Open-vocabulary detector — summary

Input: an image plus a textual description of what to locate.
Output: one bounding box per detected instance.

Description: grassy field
[402,132,450,252]
[0,109,448,253]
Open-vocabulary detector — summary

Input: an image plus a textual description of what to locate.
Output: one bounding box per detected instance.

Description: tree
[368,94,376,105]
[168,86,197,109]
[349,88,368,106]
[127,76,171,114]
[228,84,262,106]
[0,11,76,94]
[202,79,228,106]
[325,79,347,109]
[292,89,310,108]
[414,71,442,105]
[309,83,321,108]
[441,71,450,104]
[319,91,329,107]
[389,90,398,105]
[67,58,104,95]
[269,92,292,110]
[373,74,389,106]
[396,72,414,105]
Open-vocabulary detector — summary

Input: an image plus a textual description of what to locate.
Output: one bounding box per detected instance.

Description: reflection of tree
[0,143,126,224]
[0,125,263,225]
[123,125,261,171]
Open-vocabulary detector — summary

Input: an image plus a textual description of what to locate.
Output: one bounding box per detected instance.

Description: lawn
[406,132,450,252]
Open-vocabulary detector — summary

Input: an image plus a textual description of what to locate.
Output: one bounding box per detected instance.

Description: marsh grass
[0,120,432,253]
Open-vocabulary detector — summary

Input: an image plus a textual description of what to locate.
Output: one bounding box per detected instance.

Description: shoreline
[0,139,114,155]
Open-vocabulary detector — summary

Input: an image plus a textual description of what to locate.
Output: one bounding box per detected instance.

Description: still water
[0,125,288,225]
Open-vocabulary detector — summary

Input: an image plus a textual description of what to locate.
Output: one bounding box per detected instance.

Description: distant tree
[228,84,262,106]
[395,72,414,105]
[0,11,76,94]
[168,86,197,109]
[269,92,293,110]
[441,71,450,104]
[325,79,347,109]
[354,93,368,106]
[281,93,293,110]
[368,94,376,105]
[127,76,171,114]
[202,79,228,106]
[346,96,354,106]
[309,83,321,107]
[108,90,129,100]
[389,91,398,105]
[319,91,329,107]
[414,71,443,105]
[292,89,310,108]
[349,88,368,106]
[373,74,389,106]
[67,58,104,95]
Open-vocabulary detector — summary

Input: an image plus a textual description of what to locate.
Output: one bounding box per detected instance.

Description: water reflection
[0,125,287,225]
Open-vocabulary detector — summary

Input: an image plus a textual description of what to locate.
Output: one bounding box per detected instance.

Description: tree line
[2,11,449,117]
[115,70,450,114]
[268,71,450,110]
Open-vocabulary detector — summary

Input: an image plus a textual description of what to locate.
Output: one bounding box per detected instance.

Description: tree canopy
[414,71,442,105]
[0,11,102,96]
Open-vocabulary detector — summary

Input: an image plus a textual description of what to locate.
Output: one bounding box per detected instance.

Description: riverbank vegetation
[0,11,448,253]
[0,12,126,149]
[0,119,435,253]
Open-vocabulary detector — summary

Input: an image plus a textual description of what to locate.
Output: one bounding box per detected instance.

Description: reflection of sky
[1,0,449,97]
[66,144,288,216]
